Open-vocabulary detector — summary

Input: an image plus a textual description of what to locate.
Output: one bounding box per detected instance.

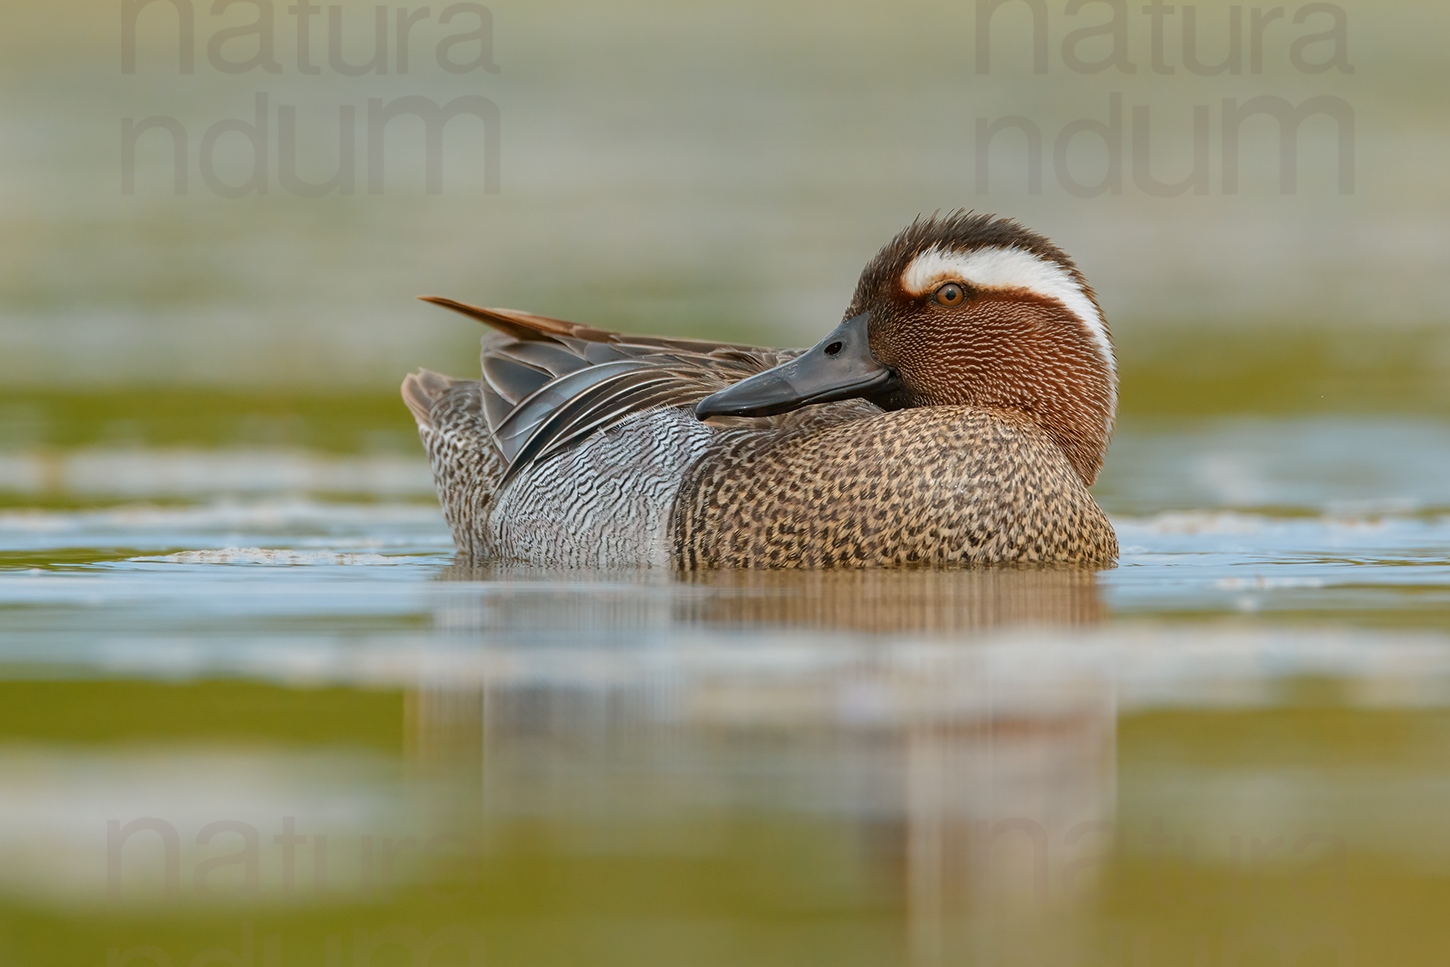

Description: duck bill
[695,313,897,419]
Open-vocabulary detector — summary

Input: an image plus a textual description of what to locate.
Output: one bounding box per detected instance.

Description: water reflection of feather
[432,566,1104,635]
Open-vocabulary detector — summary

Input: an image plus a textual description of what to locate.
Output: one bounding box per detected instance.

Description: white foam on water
[0,448,434,498]
[0,497,449,545]
[130,548,401,566]
[1112,509,1446,537]
[1099,417,1450,515]
[1214,576,1327,591]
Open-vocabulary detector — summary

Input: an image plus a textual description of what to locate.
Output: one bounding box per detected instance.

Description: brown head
[695,212,1117,485]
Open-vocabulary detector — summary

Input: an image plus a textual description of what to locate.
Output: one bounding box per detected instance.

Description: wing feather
[493,361,655,464]
[501,375,706,485]
[481,355,552,408]
[494,340,594,376]
[419,296,803,481]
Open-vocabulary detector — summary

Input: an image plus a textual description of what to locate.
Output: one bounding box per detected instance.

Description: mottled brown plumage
[675,407,1115,567]
[403,211,1120,569]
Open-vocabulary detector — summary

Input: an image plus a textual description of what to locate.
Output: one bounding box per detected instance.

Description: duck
[402,211,1119,569]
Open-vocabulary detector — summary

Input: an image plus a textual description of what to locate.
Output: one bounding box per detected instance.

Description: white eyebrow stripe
[901,245,1118,389]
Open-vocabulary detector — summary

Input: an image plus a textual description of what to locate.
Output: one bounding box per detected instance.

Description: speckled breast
[672,406,1118,569]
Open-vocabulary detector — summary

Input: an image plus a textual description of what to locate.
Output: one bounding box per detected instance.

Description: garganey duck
[403,212,1118,568]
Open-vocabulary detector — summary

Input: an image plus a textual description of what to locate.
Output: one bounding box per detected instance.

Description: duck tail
[401,370,504,561]
[402,368,456,430]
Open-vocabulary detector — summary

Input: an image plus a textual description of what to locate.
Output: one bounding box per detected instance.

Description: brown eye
[934,282,966,307]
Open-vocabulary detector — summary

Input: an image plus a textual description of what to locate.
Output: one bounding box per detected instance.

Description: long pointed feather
[420,297,625,343]
[419,294,809,481]
[421,296,771,354]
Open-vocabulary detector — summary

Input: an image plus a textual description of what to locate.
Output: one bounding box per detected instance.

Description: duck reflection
[412,568,1116,964]
[434,565,1104,635]
[682,567,1104,633]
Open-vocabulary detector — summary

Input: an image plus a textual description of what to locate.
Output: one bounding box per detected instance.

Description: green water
[0,376,1448,966]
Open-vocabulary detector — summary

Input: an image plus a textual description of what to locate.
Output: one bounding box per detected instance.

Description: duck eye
[934,283,966,307]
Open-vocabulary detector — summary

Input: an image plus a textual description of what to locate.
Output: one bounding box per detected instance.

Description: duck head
[694,212,1117,486]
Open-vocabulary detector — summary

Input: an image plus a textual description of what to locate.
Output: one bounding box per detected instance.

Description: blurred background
[3,0,1450,965]
[3,0,1448,407]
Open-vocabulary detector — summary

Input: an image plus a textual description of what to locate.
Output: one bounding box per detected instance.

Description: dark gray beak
[694,312,897,419]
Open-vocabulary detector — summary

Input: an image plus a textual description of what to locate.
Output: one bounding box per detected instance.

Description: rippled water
[0,409,1448,965]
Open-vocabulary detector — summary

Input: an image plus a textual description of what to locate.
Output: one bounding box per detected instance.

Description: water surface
[1,406,1448,965]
